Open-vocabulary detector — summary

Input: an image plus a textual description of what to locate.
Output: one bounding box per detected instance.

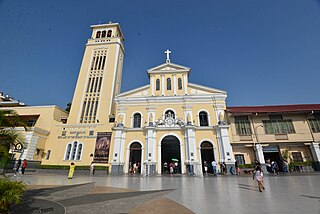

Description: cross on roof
[165,49,171,63]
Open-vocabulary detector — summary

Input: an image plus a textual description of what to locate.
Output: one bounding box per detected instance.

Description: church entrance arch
[128,142,142,174]
[200,141,215,174]
[161,135,181,174]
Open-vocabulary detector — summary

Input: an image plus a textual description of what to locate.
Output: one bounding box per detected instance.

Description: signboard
[93,132,111,163]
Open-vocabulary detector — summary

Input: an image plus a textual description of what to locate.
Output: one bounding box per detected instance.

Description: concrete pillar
[111,127,125,174]
[310,142,320,171]
[215,125,236,174]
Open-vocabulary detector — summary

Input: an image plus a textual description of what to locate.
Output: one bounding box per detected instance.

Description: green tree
[65,102,71,113]
[0,177,26,213]
[0,109,26,169]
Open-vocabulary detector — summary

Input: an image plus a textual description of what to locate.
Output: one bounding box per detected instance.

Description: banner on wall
[93,132,112,163]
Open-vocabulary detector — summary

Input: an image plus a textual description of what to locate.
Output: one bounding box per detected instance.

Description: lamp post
[253,125,267,172]
[253,125,263,148]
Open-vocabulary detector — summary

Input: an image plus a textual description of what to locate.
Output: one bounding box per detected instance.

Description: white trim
[108,45,120,115]
[116,85,149,97]
[173,74,177,95]
[197,109,211,126]
[188,83,227,94]
[147,62,190,73]
[161,75,165,96]
[183,74,187,95]
[151,76,154,96]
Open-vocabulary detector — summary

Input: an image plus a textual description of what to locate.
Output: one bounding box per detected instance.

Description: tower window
[96,31,101,38]
[107,30,112,37]
[133,113,141,128]
[167,78,171,90]
[101,30,106,38]
[156,79,160,91]
[178,78,182,90]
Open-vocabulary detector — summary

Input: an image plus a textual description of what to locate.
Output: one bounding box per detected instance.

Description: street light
[253,125,264,148]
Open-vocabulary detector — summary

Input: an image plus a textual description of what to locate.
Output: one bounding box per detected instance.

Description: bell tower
[68,22,125,125]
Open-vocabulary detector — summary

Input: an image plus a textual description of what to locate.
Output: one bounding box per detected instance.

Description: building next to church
[1,22,319,174]
[227,105,320,171]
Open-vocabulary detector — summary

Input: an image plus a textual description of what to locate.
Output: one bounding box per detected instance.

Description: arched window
[76,144,83,160]
[165,110,175,119]
[71,141,78,160]
[178,78,182,90]
[101,30,106,38]
[96,31,101,38]
[156,79,160,91]
[65,144,72,160]
[199,111,209,126]
[133,113,141,128]
[167,78,171,90]
[107,30,112,37]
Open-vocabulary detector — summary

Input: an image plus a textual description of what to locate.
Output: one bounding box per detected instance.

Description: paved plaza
[9,173,320,214]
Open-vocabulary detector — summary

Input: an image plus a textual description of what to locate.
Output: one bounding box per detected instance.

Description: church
[38,22,235,175]
[3,22,320,174]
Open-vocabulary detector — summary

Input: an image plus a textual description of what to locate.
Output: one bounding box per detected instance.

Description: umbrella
[171,158,179,162]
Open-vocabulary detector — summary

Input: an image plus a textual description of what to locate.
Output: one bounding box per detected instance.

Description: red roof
[227,104,320,114]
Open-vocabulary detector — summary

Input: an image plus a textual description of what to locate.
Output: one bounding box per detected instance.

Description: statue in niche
[187,113,191,125]
[218,112,226,125]
[117,114,124,126]
[149,113,153,126]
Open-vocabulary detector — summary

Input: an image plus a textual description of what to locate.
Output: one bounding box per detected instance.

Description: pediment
[188,83,227,95]
[147,62,190,76]
[116,85,150,98]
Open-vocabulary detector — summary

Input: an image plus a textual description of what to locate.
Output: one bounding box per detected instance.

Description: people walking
[221,162,227,175]
[21,159,27,175]
[68,162,75,179]
[204,161,208,174]
[15,159,21,175]
[254,165,264,192]
[211,160,217,176]
[271,161,279,175]
[90,162,95,176]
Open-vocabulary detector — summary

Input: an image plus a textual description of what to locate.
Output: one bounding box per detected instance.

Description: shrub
[40,165,108,170]
[0,178,26,213]
[238,163,254,169]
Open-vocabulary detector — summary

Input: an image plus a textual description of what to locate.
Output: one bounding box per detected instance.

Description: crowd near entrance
[161,135,181,174]
[200,141,215,174]
[128,142,142,174]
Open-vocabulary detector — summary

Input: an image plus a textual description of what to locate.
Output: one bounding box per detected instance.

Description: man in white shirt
[211,160,217,176]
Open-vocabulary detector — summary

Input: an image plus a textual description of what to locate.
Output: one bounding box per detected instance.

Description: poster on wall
[93,132,112,163]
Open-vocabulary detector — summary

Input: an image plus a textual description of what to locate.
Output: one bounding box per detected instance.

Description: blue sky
[1,0,320,108]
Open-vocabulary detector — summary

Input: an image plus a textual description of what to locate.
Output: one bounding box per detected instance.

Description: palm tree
[0,109,26,169]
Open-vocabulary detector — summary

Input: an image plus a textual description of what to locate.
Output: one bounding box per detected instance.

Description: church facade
[39,22,235,175]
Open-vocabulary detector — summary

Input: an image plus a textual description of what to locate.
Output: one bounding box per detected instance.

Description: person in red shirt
[21,159,27,175]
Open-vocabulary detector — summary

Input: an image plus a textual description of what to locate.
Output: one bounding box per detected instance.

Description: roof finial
[165,49,171,63]
[108,21,112,24]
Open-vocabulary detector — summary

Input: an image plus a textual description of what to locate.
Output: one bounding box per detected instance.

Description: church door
[201,141,215,174]
[161,136,181,174]
[129,142,142,174]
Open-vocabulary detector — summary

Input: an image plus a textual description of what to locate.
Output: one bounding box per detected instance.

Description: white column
[180,143,185,174]
[161,75,165,96]
[173,74,177,95]
[310,142,320,162]
[216,125,235,164]
[151,76,154,96]
[157,144,161,174]
[183,74,187,95]
[255,144,266,164]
